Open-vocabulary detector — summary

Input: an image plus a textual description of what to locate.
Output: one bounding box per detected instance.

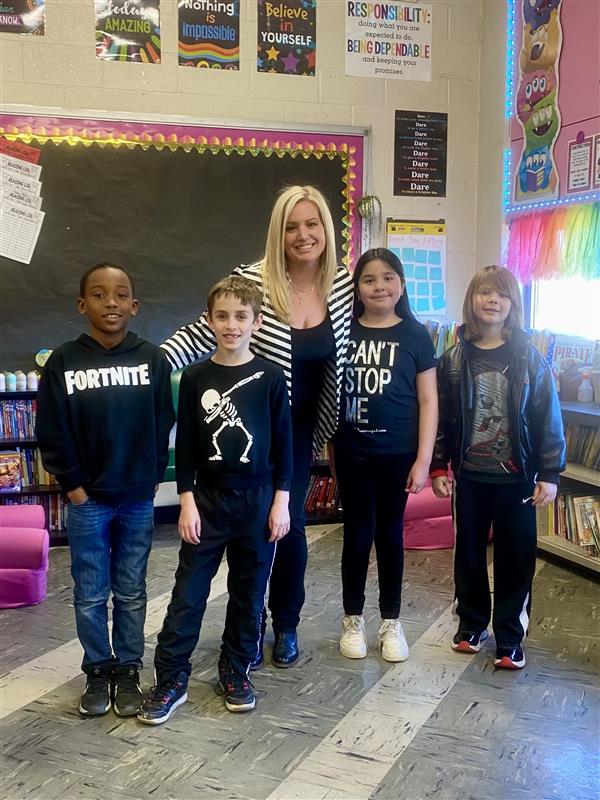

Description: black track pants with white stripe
[453,475,536,648]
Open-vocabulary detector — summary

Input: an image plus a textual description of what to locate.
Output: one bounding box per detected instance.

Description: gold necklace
[287,275,316,306]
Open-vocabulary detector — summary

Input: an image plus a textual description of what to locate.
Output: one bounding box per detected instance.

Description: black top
[175,356,293,492]
[35,332,175,505]
[335,318,436,455]
[291,316,335,426]
[462,341,521,481]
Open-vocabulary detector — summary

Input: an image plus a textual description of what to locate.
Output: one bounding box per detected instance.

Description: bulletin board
[386,219,446,316]
[508,0,600,211]
[0,111,366,369]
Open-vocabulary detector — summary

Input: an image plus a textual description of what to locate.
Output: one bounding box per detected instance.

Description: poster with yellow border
[386,219,446,316]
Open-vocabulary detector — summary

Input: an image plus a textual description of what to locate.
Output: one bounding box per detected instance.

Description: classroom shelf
[562,463,600,487]
[537,535,600,575]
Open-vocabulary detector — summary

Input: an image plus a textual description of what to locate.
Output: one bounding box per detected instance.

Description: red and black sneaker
[494,646,526,669]
[216,659,256,712]
[451,629,489,653]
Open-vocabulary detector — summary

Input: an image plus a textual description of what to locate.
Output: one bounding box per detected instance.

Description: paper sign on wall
[386,219,446,316]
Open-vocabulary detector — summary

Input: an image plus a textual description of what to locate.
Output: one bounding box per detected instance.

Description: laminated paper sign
[386,219,446,316]
[346,1,432,82]
[0,0,45,34]
[178,0,240,69]
[95,0,161,62]
[257,0,316,76]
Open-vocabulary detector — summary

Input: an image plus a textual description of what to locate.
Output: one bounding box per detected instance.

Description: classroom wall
[0,0,506,322]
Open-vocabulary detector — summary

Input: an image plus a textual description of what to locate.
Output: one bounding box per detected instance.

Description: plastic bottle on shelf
[0,372,5,392]
[577,371,594,403]
[5,372,17,392]
[15,370,27,391]
[27,371,39,390]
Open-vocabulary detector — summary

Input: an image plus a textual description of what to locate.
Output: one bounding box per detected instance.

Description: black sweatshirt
[175,356,293,493]
[36,332,175,505]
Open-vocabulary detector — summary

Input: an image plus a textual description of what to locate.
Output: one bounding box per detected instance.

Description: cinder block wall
[1,0,506,320]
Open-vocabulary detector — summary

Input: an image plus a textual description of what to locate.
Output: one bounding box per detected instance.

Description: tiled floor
[0,523,598,800]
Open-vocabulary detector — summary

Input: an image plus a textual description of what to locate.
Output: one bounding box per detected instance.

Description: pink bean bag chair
[0,505,49,608]
[404,483,454,550]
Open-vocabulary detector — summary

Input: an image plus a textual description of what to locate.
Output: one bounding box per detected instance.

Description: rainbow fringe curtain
[506,202,600,282]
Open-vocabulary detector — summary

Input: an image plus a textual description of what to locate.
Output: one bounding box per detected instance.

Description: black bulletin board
[0,116,364,369]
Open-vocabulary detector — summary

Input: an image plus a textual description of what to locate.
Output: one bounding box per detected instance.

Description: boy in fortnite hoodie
[36,263,175,718]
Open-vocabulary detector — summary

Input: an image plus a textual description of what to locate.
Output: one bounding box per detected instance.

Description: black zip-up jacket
[36,332,175,504]
[430,326,566,484]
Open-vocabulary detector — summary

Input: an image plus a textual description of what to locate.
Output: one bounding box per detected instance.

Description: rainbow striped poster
[95,0,161,63]
[178,0,240,69]
[386,219,446,316]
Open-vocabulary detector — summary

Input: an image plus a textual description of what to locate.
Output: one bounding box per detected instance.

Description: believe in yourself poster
[257,0,316,76]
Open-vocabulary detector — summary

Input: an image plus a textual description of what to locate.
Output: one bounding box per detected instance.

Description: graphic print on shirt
[344,338,399,427]
[201,371,264,463]
[464,367,514,473]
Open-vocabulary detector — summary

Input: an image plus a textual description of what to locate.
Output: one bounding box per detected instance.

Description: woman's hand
[179,492,201,544]
[431,475,453,498]
[405,460,429,494]
[269,490,290,542]
[531,481,557,508]
[67,486,89,505]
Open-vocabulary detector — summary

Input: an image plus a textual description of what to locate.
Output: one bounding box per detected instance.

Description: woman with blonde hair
[162,185,353,668]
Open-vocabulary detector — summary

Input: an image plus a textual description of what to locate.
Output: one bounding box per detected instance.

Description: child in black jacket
[36,263,175,717]
[430,265,565,670]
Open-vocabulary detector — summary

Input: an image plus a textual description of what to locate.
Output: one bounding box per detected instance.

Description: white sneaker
[339,615,368,659]
[378,618,409,662]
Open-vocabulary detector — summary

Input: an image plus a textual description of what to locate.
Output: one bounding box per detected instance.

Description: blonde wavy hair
[260,185,339,324]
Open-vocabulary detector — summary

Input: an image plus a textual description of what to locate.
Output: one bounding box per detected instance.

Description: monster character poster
[510,0,600,209]
[0,0,45,34]
[95,0,161,63]
[178,0,240,69]
[257,0,316,76]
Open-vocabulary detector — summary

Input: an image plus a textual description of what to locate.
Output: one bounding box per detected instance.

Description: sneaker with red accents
[494,646,526,669]
[451,629,489,653]
[216,659,256,712]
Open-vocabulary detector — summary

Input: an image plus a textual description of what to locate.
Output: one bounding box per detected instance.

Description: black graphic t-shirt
[335,318,436,455]
[175,356,293,491]
[462,341,521,480]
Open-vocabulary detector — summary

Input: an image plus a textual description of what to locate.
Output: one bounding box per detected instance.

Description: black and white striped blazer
[160,262,354,453]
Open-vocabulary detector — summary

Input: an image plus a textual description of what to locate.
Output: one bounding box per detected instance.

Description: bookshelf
[536,400,600,575]
[0,390,67,543]
[305,458,343,526]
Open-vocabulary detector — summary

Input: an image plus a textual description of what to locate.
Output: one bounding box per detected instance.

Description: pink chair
[404,483,454,550]
[0,505,49,608]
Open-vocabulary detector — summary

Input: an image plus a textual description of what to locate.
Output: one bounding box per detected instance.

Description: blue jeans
[67,498,154,673]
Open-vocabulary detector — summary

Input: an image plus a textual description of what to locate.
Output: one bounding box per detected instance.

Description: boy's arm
[530,351,566,484]
[154,350,177,483]
[174,370,199,495]
[429,353,452,476]
[35,354,91,493]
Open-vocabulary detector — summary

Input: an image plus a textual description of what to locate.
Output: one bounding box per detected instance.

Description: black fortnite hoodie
[36,332,175,505]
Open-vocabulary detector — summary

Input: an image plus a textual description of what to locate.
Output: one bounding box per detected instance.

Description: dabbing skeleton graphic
[201,371,264,463]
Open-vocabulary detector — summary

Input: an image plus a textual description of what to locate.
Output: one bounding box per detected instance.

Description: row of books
[0,493,67,533]
[0,449,58,493]
[538,490,600,557]
[528,331,599,400]
[565,423,600,470]
[422,319,460,358]
[305,474,340,518]
[0,398,37,440]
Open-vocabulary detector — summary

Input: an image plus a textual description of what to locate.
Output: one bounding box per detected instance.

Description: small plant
[357,194,382,249]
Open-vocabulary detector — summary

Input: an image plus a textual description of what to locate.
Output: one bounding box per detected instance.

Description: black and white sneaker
[113,666,143,717]
[79,667,111,716]
[451,629,489,653]
[494,646,526,669]
[137,673,188,725]
[216,660,256,712]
